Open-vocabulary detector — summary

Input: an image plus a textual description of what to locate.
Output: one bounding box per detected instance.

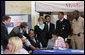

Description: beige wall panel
[5,1,31,14]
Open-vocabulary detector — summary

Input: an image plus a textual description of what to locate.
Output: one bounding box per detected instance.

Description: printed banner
[35,1,84,12]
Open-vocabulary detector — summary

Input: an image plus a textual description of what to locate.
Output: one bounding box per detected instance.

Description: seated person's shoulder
[24,40,31,47]
[79,16,84,21]
[58,36,64,40]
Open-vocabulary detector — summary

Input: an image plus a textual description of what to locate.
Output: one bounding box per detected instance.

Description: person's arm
[40,42,43,48]
[81,19,84,34]
[23,39,39,50]
[56,21,59,36]
[1,25,8,42]
[61,37,66,48]
[53,23,55,31]
[29,45,39,50]
[71,21,73,35]
[1,25,6,42]
[23,31,28,38]
[53,39,59,49]
[1,24,8,50]
[34,26,38,38]
[25,41,39,50]
[66,20,71,36]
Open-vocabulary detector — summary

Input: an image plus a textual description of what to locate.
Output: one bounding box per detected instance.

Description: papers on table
[71,50,84,53]
[58,47,67,50]
[42,50,55,52]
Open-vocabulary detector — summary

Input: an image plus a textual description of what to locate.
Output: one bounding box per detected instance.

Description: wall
[5,1,32,34]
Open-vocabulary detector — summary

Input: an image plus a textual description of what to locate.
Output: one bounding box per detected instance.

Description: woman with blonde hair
[4,37,29,54]
[34,16,48,48]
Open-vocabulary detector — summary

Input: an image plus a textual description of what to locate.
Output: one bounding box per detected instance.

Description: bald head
[73,10,79,20]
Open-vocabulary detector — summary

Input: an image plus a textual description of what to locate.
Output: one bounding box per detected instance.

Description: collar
[60,18,64,22]
[74,16,81,22]
[38,23,45,30]
[46,22,50,24]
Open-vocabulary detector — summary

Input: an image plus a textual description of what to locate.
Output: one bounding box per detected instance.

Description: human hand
[36,47,39,50]
[21,37,28,43]
[53,46,58,49]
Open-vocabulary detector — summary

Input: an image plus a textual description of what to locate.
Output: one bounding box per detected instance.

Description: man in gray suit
[9,22,28,38]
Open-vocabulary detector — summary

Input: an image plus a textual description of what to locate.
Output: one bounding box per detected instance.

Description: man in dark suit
[56,12,71,41]
[1,16,11,50]
[25,29,42,51]
[44,15,55,42]
[9,22,28,38]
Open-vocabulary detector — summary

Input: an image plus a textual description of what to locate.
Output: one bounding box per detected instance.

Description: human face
[73,11,79,19]
[58,13,64,20]
[22,26,28,31]
[5,18,11,26]
[52,34,57,39]
[46,17,51,23]
[7,43,13,51]
[39,21,43,25]
[29,31,35,38]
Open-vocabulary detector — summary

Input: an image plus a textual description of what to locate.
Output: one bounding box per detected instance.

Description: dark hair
[29,29,34,32]
[20,22,28,28]
[45,15,50,19]
[2,15,11,21]
[38,16,44,22]
[58,12,64,15]
[52,30,58,36]
[73,10,79,15]
[28,29,35,34]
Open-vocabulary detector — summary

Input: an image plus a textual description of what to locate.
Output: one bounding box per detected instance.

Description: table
[33,49,84,54]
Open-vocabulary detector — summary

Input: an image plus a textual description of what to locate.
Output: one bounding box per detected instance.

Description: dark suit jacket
[56,19,71,39]
[44,22,55,40]
[34,24,48,47]
[9,26,28,38]
[1,22,8,49]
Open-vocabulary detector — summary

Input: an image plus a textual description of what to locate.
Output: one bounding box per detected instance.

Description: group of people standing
[1,10,84,54]
[34,12,71,48]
